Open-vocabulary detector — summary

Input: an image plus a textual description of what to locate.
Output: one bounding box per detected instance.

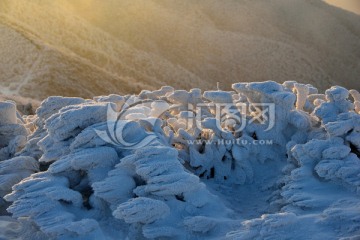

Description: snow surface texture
[1,0,360,99]
[0,81,360,239]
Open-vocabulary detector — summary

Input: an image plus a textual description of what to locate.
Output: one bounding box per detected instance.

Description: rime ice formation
[0,102,28,161]
[0,81,360,239]
[0,101,31,214]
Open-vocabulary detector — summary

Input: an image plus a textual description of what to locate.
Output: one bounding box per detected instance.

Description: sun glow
[324,0,360,14]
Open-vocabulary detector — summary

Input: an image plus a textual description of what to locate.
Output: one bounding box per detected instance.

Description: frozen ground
[0,81,359,239]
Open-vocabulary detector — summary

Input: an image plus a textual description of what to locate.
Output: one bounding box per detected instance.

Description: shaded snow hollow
[0,81,360,239]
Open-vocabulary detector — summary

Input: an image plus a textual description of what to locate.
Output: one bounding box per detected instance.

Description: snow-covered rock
[0,101,28,161]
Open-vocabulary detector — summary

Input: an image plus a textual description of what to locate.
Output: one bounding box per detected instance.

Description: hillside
[0,0,359,100]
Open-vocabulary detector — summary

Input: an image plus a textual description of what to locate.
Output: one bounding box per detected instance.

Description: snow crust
[0,81,360,239]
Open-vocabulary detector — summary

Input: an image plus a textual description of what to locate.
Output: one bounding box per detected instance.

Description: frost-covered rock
[36,96,85,121]
[113,197,170,224]
[226,212,298,240]
[5,173,105,238]
[183,216,217,233]
[119,146,200,196]
[0,102,28,161]
[350,89,360,114]
[18,96,86,160]
[0,156,39,198]
[314,86,354,124]
[203,90,233,103]
[45,103,110,142]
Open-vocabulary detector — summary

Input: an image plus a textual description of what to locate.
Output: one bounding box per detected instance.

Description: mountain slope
[0,0,359,99]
